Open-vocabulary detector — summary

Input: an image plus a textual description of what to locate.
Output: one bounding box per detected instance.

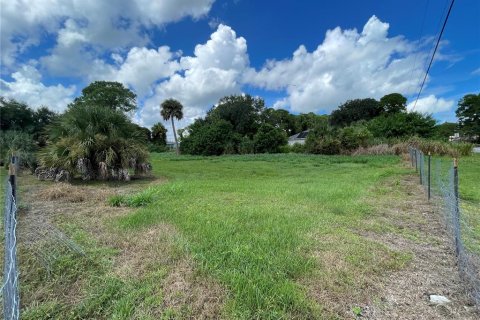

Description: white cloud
[407,95,455,114]
[99,46,181,96]
[245,15,430,114]
[0,0,215,68]
[138,24,249,129]
[0,65,76,112]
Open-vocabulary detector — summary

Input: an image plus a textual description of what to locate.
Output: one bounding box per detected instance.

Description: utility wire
[412,0,455,111]
[407,0,430,96]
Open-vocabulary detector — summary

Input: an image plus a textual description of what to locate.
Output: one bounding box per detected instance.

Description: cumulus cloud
[138,24,249,129]
[0,65,76,112]
[0,0,215,68]
[102,46,181,96]
[406,95,455,114]
[245,15,430,114]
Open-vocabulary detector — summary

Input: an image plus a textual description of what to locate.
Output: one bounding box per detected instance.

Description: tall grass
[353,138,474,157]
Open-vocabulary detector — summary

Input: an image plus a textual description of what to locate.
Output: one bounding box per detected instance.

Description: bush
[338,125,372,151]
[180,119,237,156]
[0,130,37,169]
[290,143,306,153]
[253,123,288,153]
[352,144,396,156]
[306,136,342,155]
[238,137,255,154]
[39,104,149,180]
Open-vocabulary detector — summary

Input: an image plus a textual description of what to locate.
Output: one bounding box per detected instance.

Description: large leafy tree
[180,118,236,156]
[261,108,296,136]
[433,122,458,141]
[33,106,58,146]
[367,112,436,138]
[456,93,480,142]
[0,97,35,132]
[209,95,265,137]
[73,81,137,112]
[151,122,167,146]
[40,104,149,180]
[161,99,184,155]
[294,113,329,133]
[329,98,382,127]
[379,93,407,114]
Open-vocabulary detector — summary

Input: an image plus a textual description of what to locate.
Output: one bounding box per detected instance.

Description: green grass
[458,154,480,203]
[457,154,480,254]
[429,154,480,255]
[117,153,407,318]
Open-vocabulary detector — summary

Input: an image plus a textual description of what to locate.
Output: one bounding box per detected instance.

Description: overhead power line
[412,0,455,111]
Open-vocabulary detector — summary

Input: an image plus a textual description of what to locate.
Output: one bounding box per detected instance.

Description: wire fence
[409,147,480,307]
[1,157,20,320]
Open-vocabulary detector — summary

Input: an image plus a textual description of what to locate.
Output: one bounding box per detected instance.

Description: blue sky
[1,0,479,137]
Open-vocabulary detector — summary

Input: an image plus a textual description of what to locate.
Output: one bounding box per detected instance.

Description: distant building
[449,132,460,142]
[288,130,310,145]
[166,141,177,149]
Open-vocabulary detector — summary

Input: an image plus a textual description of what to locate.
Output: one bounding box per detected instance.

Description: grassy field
[10,153,478,319]
[456,154,480,254]
[458,154,480,203]
[118,154,410,318]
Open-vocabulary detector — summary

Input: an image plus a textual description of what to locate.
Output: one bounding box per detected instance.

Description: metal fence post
[9,155,17,200]
[413,149,418,172]
[428,152,431,200]
[419,151,423,185]
[409,147,413,167]
[453,158,460,256]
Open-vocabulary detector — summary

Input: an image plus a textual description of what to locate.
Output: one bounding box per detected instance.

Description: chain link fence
[1,157,20,320]
[409,147,480,307]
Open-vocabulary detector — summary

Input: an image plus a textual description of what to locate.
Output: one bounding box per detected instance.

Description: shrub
[352,144,395,156]
[290,143,306,153]
[238,137,255,154]
[180,119,236,155]
[338,125,372,151]
[0,130,37,169]
[39,104,149,180]
[253,123,288,153]
[306,136,342,155]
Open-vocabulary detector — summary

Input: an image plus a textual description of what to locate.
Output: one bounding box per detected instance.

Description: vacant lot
[3,154,479,319]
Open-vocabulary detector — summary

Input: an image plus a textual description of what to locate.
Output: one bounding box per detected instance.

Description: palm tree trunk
[171,117,179,155]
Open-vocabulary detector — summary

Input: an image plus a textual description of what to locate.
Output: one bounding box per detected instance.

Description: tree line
[1,79,478,180]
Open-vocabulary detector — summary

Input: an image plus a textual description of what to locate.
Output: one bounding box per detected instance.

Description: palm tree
[160,99,184,155]
[40,103,149,180]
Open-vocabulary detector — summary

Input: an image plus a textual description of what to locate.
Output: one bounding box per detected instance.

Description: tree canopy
[379,93,407,114]
[329,98,382,127]
[72,81,137,113]
[456,93,480,142]
[367,112,436,138]
[208,95,265,137]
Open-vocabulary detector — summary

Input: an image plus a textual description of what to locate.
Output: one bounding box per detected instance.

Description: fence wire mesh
[409,147,480,307]
[1,179,20,320]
